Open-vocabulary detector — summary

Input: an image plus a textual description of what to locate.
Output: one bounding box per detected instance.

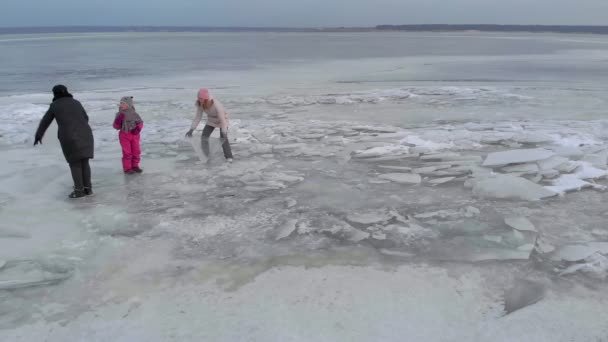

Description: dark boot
[84,187,94,196]
[132,167,143,173]
[69,188,86,199]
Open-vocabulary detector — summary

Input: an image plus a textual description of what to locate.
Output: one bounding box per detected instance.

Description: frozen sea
[1,32,608,341]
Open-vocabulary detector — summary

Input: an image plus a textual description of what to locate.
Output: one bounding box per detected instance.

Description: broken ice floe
[482,148,555,167]
[378,173,422,185]
[504,216,537,233]
[471,174,557,201]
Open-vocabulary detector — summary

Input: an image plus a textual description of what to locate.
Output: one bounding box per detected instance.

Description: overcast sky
[3,0,608,27]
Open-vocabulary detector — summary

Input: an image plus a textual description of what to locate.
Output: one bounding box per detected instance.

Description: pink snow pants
[119,131,141,171]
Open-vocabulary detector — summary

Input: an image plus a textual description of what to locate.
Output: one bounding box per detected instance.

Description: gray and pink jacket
[191,98,229,130]
[113,96,143,134]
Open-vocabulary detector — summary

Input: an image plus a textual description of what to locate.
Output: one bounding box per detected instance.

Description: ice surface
[482,148,555,167]
[378,173,422,185]
[3,39,608,339]
[471,174,558,201]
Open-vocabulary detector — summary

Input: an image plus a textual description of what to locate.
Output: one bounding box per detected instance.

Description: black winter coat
[35,96,94,163]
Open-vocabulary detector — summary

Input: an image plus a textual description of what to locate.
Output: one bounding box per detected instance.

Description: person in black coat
[34,85,95,199]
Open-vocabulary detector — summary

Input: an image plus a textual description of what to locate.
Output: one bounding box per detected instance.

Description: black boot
[69,188,86,199]
[84,187,93,196]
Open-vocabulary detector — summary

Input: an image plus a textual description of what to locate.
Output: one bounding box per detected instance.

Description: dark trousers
[69,158,92,190]
[201,125,233,159]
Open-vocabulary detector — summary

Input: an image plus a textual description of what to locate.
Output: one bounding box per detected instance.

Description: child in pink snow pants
[113,96,144,174]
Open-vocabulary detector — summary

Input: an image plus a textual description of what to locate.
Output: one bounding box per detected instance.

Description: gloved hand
[185,129,194,138]
[34,136,42,146]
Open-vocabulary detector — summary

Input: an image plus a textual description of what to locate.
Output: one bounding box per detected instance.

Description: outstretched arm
[34,108,55,145]
[186,106,204,137]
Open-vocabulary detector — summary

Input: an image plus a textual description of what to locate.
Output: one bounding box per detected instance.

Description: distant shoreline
[1,25,608,35]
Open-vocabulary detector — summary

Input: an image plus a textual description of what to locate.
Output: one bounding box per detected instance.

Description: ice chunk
[275,219,298,241]
[347,211,393,226]
[244,181,286,192]
[551,244,606,262]
[378,173,421,185]
[472,174,557,201]
[574,162,607,180]
[501,163,539,175]
[582,149,608,170]
[414,206,479,221]
[504,216,537,233]
[428,177,456,185]
[537,156,569,171]
[482,148,555,167]
[545,174,605,194]
[559,253,608,280]
[0,260,6,270]
[504,279,546,314]
[412,166,438,174]
[555,161,579,173]
[352,145,410,159]
[384,223,439,245]
[320,222,369,242]
[540,169,560,179]
[419,152,460,160]
[379,249,416,258]
[587,242,608,254]
[551,146,584,159]
[378,165,412,172]
[511,133,553,144]
[535,238,556,254]
[285,198,297,209]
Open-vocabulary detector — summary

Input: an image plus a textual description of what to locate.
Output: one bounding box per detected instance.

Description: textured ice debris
[347,211,394,226]
[574,162,607,180]
[551,243,608,262]
[504,279,546,314]
[559,253,608,279]
[537,156,569,171]
[352,145,409,159]
[378,173,421,185]
[428,177,456,185]
[318,221,370,242]
[378,165,412,172]
[551,146,585,159]
[472,174,557,201]
[545,174,606,194]
[504,216,537,233]
[482,148,555,167]
[501,163,539,175]
[414,206,480,221]
[0,260,72,290]
[285,198,297,209]
[275,219,299,241]
[582,149,608,170]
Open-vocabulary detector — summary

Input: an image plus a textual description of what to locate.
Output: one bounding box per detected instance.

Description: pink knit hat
[197,88,210,101]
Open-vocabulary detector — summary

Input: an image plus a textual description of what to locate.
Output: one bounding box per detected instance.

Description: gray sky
[3,0,608,27]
